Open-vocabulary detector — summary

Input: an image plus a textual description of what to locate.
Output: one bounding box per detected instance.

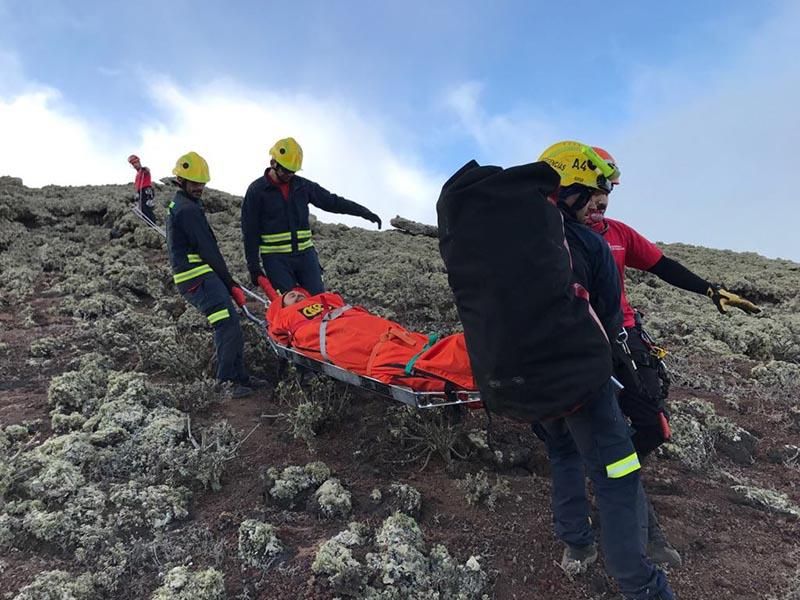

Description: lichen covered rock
[150,566,226,600]
[312,514,488,599]
[262,461,332,508]
[238,519,283,569]
[730,484,800,518]
[662,398,757,468]
[314,478,353,519]
[13,569,98,600]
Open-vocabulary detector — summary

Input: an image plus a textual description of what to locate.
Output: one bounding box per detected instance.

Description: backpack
[436,160,612,422]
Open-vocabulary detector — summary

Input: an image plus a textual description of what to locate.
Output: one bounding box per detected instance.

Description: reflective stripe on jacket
[242,170,372,277]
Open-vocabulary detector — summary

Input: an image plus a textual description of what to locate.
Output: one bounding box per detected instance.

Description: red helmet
[591,147,620,185]
[127,154,140,165]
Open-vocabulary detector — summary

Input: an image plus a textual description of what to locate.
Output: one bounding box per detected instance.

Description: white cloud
[442,81,560,166]
[0,74,444,229]
[0,86,130,186]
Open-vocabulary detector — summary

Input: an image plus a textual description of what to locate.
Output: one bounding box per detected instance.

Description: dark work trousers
[617,327,668,458]
[262,249,325,295]
[533,381,672,600]
[138,186,157,223]
[180,274,248,384]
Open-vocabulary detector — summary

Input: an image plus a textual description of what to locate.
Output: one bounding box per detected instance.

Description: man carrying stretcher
[265,288,475,393]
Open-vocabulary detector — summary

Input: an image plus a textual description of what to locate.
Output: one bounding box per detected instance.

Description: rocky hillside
[0,175,798,599]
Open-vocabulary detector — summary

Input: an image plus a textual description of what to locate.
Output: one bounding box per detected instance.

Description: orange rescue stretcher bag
[267,292,475,392]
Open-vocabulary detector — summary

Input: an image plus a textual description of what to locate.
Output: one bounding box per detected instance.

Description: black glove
[363,210,382,229]
[250,270,265,287]
[706,284,761,315]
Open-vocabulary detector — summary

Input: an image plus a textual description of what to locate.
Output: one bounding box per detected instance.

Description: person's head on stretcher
[282,289,308,307]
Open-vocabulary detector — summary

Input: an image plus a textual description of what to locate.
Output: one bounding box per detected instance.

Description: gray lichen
[314,478,353,519]
[150,566,226,600]
[730,484,800,518]
[13,569,98,600]
[238,519,283,569]
[262,462,332,509]
[312,514,489,599]
[457,470,511,511]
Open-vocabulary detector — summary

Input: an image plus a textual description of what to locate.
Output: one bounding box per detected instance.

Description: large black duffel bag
[437,160,612,422]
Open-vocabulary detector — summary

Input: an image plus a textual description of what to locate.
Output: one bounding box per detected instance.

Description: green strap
[404,333,440,375]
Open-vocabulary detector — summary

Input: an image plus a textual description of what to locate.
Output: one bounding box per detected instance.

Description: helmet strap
[557,185,593,218]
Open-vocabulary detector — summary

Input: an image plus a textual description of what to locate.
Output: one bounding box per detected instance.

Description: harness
[319,304,353,362]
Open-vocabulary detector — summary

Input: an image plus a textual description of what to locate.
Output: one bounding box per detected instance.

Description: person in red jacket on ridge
[585,146,761,566]
[128,154,157,223]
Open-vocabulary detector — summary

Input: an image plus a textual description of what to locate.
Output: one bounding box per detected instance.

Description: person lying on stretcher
[266,288,476,392]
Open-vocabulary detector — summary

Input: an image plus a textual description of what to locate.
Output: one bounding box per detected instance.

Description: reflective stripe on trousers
[173,264,213,284]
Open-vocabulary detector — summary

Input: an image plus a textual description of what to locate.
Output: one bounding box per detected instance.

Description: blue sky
[1,0,798,261]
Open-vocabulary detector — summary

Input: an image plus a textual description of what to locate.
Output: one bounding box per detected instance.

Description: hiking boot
[230,384,254,399]
[560,542,598,576]
[244,376,269,389]
[647,539,682,568]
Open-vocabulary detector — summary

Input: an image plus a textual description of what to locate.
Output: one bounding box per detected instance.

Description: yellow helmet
[538,141,620,193]
[269,137,303,172]
[172,151,210,183]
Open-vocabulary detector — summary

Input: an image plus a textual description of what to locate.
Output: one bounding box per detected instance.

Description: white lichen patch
[13,570,97,600]
[730,484,800,518]
[150,566,226,600]
[312,513,489,599]
[661,398,757,468]
[238,519,283,569]
[385,483,422,516]
[314,478,353,519]
[263,462,332,508]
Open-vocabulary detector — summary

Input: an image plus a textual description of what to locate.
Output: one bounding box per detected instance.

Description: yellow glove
[706,285,761,315]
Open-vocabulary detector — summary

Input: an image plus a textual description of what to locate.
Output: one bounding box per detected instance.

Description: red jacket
[134,167,152,192]
[595,218,662,328]
[267,292,475,391]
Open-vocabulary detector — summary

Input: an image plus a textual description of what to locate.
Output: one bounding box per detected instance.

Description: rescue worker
[537,141,674,600]
[128,154,157,223]
[242,137,382,297]
[585,145,761,565]
[166,151,263,398]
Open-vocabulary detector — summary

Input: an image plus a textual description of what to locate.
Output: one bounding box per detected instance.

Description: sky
[1,0,798,261]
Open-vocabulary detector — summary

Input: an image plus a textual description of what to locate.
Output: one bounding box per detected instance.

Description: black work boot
[647,538,682,568]
[647,512,682,568]
[230,384,254,399]
[560,542,598,576]
[244,376,269,389]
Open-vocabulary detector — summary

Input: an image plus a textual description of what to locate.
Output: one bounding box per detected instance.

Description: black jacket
[166,190,236,291]
[562,215,623,339]
[242,171,373,280]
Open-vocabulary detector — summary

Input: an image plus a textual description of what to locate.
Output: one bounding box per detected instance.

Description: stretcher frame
[243,307,482,410]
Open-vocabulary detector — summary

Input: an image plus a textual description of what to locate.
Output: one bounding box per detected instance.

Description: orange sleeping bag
[267,292,475,391]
